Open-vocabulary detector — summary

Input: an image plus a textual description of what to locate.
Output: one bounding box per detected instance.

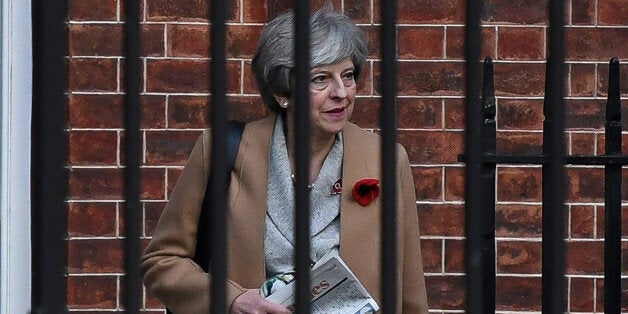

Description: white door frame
[0,0,32,312]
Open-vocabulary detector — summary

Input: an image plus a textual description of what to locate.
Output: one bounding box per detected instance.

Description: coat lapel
[339,123,383,304]
[228,114,276,287]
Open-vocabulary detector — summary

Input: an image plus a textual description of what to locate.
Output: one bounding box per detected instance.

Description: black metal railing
[462,1,625,313]
[122,0,143,312]
[31,0,401,312]
[31,0,624,313]
[32,0,69,312]
[462,0,487,312]
[380,1,400,312]
[293,1,313,312]
[207,0,229,312]
[604,57,623,314]
[461,55,624,313]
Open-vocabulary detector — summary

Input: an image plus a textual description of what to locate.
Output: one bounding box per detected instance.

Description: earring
[279,99,288,109]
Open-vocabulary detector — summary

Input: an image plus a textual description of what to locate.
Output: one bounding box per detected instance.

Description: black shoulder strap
[194,120,245,272]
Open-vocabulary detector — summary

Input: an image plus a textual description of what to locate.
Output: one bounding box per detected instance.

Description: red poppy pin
[352,178,380,206]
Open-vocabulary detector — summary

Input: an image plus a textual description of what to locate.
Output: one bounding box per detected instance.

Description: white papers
[265,250,379,313]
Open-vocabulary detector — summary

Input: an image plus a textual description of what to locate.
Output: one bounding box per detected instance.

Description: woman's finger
[258,299,291,314]
[231,289,291,314]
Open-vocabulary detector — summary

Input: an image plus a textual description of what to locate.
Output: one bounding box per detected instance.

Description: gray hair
[252,4,368,112]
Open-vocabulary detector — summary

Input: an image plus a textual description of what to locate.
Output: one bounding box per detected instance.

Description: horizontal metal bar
[458,154,628,165]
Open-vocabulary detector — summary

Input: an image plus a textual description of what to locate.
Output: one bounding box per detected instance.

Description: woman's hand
[230,289,291,314]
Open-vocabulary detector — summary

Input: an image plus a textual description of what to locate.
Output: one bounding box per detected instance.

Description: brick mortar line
[68,165,183,169]
[67,273,127,277]
[69,91,123,95]
[418,236,628,242]
[68,56,253,61]
[423,273,465,276]
[68,310,130,312]
[67,199,174,203]
[420,236,465,240]
[65,162,623,168]
[66,200,120,203]
[415,200,627,205]
[68,55,626,66]
[69,128,208,131]
[416,200,464,204]
[410,164,465,168]
[440,237,446,271]
[421,274,621,279]
[594,0,600,27]
[395,128,611,132]
[69,91,263,96]
[507,201,627,205]
[68,237,127,240]
[67,199,169,202]
[69,165,123,169]
[67,20,628,30]
[68,127,616,132]
[67,92,628,101]
[66,236,628,242]
[397,128,465,131]
[69,128,123,131]
[119,0,124,22]
[68,21,268,26]
[427,200,615,206]
[65,93,628,101]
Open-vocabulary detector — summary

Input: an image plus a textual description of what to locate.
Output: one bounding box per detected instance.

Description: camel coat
[141,114,428,313]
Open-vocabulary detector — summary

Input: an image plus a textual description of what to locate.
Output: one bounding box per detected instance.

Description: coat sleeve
[141,130,246,313]
[397,144,429,313]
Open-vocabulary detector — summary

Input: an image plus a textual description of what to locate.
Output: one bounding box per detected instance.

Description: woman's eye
[311,75,327,84]
[342,71,355,87]
[310,75,329,89]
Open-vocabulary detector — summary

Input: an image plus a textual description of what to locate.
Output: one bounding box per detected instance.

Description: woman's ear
[275,96,289,109]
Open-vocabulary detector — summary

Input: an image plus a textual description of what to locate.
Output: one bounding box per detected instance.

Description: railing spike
[606,57,621,122]
[482,56,495,120]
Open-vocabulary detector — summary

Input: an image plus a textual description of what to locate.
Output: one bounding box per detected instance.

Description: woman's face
[300,58,357,137]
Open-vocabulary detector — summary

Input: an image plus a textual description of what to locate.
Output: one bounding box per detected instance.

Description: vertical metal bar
[123,0,142,312]
[480,56,496,313]
[542,0,566,312]
[463,0,483,312]
[379,1,398,312]
[31,0,68,311]
[209,0,228,312]
[604,57,621,314]
[293,1,311,313]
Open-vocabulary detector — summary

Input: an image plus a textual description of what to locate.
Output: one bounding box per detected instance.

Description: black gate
[461,55,623,313]
[31,0,623,313]
[462,1,624,313]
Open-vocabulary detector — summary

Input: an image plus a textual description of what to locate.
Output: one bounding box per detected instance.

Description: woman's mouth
[323,107,346,117]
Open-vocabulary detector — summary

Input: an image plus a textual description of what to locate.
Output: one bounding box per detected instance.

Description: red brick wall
[66,0,627,312]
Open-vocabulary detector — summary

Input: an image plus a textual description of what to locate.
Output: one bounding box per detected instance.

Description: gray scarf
[265,115,343,278]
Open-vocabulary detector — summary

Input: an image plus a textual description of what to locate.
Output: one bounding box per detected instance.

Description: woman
[141,5,428,313]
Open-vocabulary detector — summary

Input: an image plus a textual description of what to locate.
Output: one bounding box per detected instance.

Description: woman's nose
[329,77,348,99]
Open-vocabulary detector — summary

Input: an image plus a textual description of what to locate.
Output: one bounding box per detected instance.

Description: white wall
[0,0,32,312]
